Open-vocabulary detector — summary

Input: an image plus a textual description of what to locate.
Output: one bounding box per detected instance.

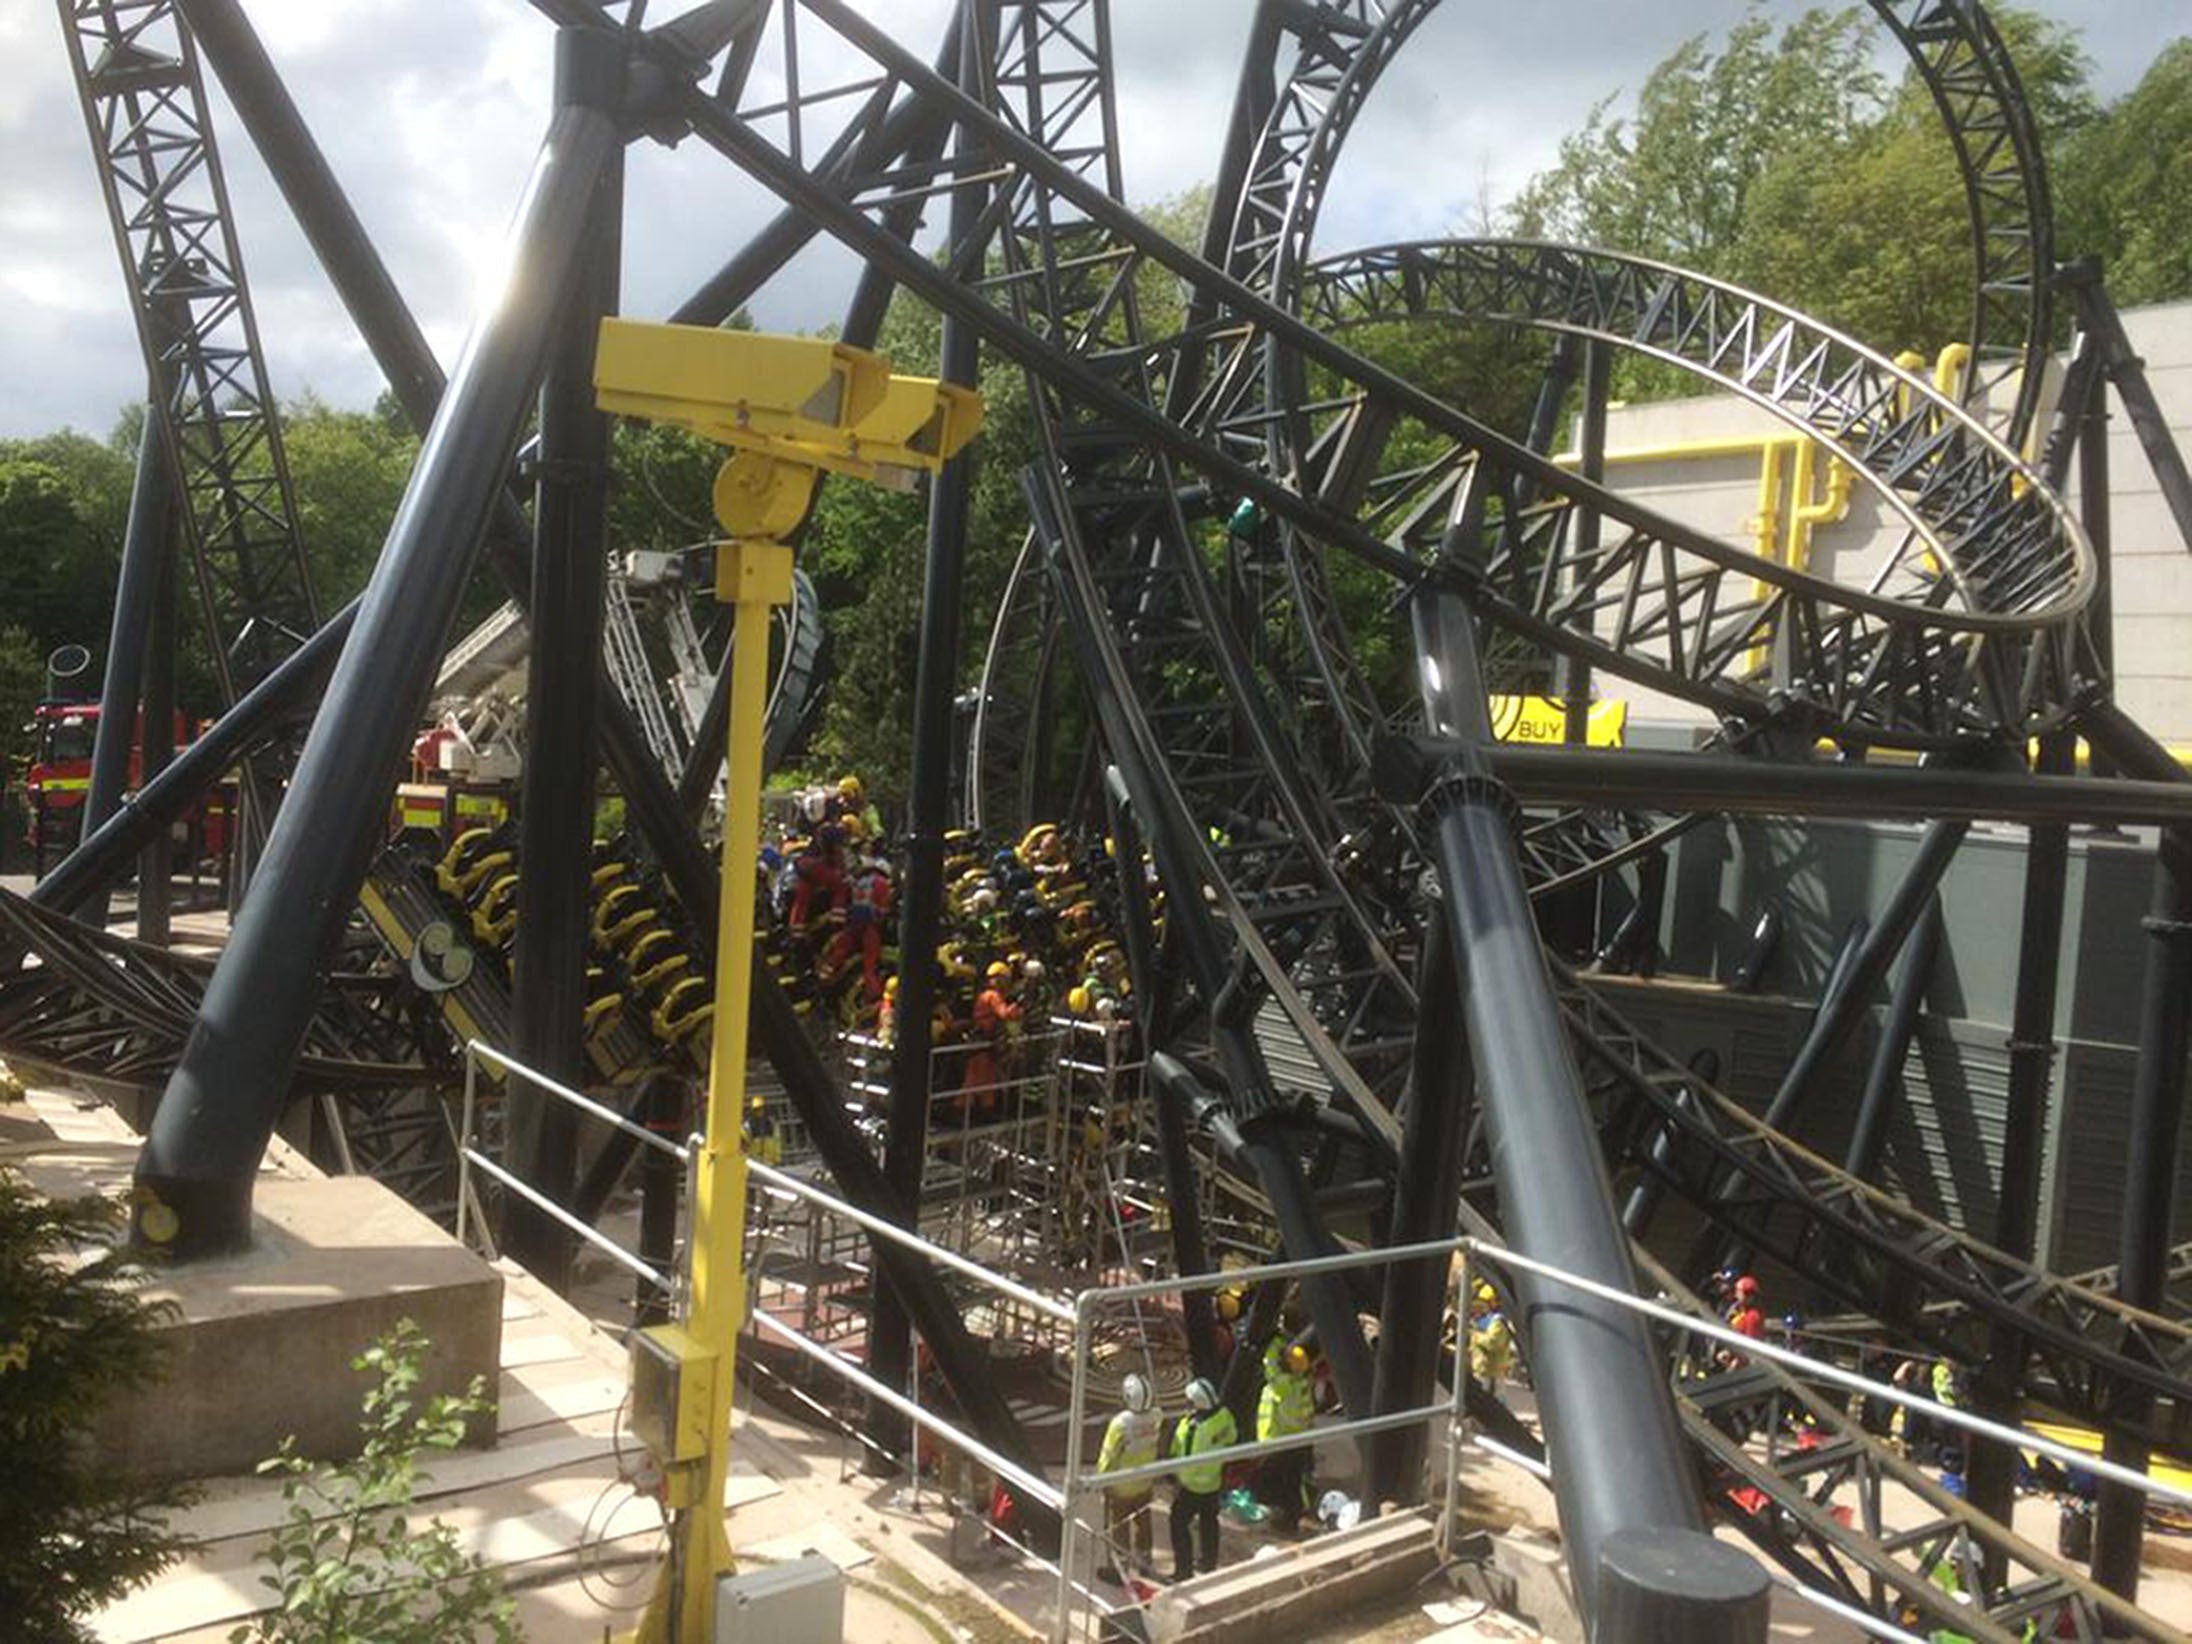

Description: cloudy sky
[0,1,2177,440]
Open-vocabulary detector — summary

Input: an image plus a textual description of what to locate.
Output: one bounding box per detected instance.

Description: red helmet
[1734,1275,1759,1299]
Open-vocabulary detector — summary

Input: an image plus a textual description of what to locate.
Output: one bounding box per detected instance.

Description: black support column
[137,528,179,945]
[1761,818,1968,1134]
[79,400,177,932]
[1840,898,1942,1180]
[1964,731,2074,1577]
[2092,825,2192,1608]
[1409,584,1739,1633]
[130,32,626,1257]
[867,23,987,1465]
[1366,901,1470,1507]
[504,127,624,1291]
[1103,770,1220,1380]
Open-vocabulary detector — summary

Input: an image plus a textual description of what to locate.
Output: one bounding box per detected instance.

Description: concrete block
[1488,1531,1581,1644]
[1146,1509,1439,1643]
[90,1174,503,1482]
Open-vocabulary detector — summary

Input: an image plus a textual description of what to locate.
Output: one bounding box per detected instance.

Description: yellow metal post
[596,320,980,1643]
[635,538,791,1644]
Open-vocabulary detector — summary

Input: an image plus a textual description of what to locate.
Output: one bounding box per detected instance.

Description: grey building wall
[1590,817,2174,1274]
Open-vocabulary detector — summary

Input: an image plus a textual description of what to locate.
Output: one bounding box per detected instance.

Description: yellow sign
[1489,696,1627,747]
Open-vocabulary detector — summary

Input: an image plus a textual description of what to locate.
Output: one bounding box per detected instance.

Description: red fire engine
[21,701,233,877]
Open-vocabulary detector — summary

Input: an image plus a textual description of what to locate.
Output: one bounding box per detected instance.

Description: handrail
[1464,1236,2192,1511]
[461,1146,672,1291]
[466,1038,690,1163]
[747,1155,1075,1324]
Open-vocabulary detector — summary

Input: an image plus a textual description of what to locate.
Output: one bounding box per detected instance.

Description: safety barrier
[448,1038,2192,1642]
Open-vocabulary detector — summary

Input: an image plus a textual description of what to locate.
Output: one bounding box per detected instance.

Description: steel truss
[20,0,2187,1629]
[0,888,425,1091]
[57,1,318,703]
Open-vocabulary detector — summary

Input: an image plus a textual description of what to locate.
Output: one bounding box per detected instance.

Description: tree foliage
[2055,39,2192,306]
[0,624,46,775]
[1504,4,2189,369]
[281,396,421,609]
[0,1167,195,1643]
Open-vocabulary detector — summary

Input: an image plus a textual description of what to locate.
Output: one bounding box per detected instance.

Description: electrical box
[629,1324,716,1465]
[714,1555,843,1644]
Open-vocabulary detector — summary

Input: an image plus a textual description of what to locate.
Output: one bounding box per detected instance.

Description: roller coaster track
[0,888,424,1092]
[666,2,2192,1623]
[1270,236,2103,776]
[1644,1251,2178,1644]
[57,0,318,703]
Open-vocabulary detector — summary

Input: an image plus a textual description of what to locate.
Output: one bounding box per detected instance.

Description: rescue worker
[1256,1343,1315,1534]
[964,960,1021,1118]
[1096,1373,1161,1581]
[1168,1377,1235,1580]
[743,1095,782,1166]
[1728,1275,1766,1340]
[1469,1307,1515,1393]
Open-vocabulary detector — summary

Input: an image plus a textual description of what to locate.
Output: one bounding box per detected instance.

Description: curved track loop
[971,0,2072,826]
[1872,0,2056,446]
[928,8,2192,1627]
[1274,236,2096,763]
[966,2,1439,836]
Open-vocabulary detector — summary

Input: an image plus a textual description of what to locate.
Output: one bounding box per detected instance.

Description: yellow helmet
[748,1095,768,1115]
[1284,1344,1311,1374]
[838,775,863,804]
[985,961,1012,983]
[1067,985,1093,1015]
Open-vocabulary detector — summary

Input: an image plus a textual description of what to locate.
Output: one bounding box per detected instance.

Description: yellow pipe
[1559,429,1858,681]
[1784,435,1855,573]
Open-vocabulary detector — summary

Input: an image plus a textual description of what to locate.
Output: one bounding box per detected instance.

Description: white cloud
[0,1,2179,438]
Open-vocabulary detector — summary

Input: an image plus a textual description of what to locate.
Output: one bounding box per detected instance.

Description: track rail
[57,1,319,702]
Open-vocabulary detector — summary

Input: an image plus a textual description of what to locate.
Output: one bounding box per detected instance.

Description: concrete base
[88,1174,503,1483]
[1146,1509,1440,1643]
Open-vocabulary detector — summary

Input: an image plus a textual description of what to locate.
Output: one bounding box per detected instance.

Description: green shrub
[232,1319,522,1644]
[0,1165,195,1642]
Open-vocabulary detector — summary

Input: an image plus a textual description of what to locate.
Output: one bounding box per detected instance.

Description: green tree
[0,1167,195,1643]
[1502,5,2148,367]
[2056,39,2192,305]
[1726,8,2098,355]
[0,623,45,777]
[1510,6,1887,271]
[281,396,422,608]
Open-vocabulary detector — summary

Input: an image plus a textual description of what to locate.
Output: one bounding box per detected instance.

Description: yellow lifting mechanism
[595,319,980,1644]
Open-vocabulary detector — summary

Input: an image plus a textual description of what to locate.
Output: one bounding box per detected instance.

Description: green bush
[0,1166,195,1642]
[232,1319,522,1644]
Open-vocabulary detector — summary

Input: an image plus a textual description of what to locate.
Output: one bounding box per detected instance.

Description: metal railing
[446,1039,2192,1641]
[456,1039,693,1296]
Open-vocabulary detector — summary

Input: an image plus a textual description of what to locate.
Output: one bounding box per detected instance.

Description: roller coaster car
[650,975,713,1045]
[624,926,681,976]
[590,882,645,939]
[598,900,661,948]
[437,827,512,899]
[582,991,626,1042]
[632,954,693,1005]
[469,873,520,946]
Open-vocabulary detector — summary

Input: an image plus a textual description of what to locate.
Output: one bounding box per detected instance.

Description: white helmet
[1185,1376,1218,1413]
[1122,1373,1152,1413]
